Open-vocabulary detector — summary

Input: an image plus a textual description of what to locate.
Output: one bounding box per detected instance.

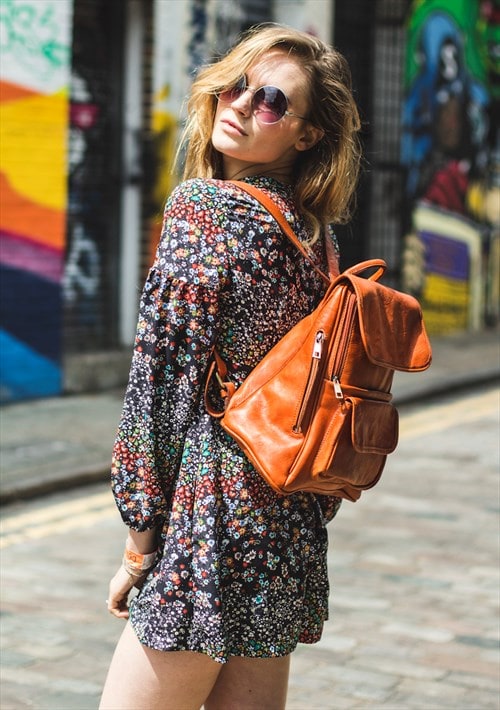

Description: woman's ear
[295,124,325,152]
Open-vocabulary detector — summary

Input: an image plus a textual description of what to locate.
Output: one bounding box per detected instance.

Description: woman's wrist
[115,530,159,589]
[125,530,158,555]
[123,547,158,572]
[119,562,148,590]
[121,531,159,583]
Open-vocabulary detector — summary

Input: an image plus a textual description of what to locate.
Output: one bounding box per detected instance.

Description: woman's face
[212,50,320,180]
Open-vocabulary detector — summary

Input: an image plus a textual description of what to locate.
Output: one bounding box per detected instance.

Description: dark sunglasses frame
[216,77,308,124]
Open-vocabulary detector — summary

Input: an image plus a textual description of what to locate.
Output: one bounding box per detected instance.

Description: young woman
[100,23,361,710]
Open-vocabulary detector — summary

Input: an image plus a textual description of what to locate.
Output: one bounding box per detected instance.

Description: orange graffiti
[0,172,65,250]
[0,79,39,104]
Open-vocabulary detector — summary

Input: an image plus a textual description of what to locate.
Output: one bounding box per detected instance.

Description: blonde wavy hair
[179,24,362,242]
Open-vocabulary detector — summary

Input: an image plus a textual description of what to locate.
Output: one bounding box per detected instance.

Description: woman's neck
[223,159,294,184]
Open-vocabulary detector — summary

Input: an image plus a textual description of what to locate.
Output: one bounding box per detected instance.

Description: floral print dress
[111,175,342,663]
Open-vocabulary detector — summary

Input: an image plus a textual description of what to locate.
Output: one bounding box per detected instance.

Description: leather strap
[205,180,352,417]
[231,180,333,285]
[344,259,386,282]
[204,353,235,419]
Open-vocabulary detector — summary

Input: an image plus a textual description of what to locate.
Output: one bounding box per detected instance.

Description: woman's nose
[230,88,253,116]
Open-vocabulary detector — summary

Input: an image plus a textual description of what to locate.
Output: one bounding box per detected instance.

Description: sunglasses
[216,76,308,125]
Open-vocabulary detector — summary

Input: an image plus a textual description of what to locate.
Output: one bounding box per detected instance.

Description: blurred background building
[1,0,499,403]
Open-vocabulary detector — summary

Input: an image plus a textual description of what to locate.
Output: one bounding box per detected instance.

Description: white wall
[273,0,334,43]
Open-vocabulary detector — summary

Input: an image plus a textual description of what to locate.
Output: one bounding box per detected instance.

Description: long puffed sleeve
[111,180,230,530]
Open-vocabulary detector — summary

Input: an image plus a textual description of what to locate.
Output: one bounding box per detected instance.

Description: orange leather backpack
[205,182,432,501]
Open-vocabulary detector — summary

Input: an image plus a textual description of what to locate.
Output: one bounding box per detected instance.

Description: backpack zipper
[293,330,325,433]
[330,291,357,400]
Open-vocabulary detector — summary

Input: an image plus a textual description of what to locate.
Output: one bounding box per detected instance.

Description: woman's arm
[106,529,158,618]
[107,179,232,616]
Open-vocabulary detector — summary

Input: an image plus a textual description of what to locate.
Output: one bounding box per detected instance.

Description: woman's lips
[220,118,247,136]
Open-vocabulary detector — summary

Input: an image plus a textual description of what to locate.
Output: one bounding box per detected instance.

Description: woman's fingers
[107,594,130,619]
[106,566,136,619]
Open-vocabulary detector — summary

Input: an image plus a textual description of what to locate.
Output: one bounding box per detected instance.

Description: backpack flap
[349,275,432,372]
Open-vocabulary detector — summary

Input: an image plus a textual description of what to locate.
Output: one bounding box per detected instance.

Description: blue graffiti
[0,329,61,402]
[402,11,489,200]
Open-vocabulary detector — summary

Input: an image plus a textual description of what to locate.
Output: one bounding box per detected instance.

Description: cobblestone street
[1,385,499,709]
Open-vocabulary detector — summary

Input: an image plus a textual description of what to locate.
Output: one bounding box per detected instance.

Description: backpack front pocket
[310,395,398,500]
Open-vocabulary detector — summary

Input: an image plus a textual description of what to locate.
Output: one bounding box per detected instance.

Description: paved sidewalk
[1,328,499,504]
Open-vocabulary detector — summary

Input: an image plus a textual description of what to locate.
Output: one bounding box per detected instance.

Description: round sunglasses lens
[217,77,246,103]
[253,86,287,123]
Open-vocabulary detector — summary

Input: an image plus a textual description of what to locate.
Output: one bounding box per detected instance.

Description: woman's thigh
[99,622,222,710]
[204,654,291,710]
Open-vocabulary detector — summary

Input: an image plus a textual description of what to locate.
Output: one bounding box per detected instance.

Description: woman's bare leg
[204,654,291,710]
[99,622,222,710]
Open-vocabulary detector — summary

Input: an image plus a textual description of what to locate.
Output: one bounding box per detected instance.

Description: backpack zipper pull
[313,331,325,359]
[332,375,343,399]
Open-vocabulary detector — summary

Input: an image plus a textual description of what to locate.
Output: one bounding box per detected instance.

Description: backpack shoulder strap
[231,180,331,285]
[206,179,333,417]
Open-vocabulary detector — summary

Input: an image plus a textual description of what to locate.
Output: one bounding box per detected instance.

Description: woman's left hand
[106,565,147,619]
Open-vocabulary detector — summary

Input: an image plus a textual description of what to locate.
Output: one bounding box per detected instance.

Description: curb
[393,369,500,406]
[0,465,110,506]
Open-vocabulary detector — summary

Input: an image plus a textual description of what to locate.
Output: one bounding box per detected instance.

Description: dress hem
[130,618,325,665]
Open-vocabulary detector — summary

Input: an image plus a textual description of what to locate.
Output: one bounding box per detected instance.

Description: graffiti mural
[64,0,124,349]
[64,64,103,339]
[0,0,73,401]
[402,0,490,209]
[401,0,500,333]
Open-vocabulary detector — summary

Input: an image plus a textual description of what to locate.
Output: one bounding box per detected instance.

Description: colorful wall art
[0,0,73,401]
